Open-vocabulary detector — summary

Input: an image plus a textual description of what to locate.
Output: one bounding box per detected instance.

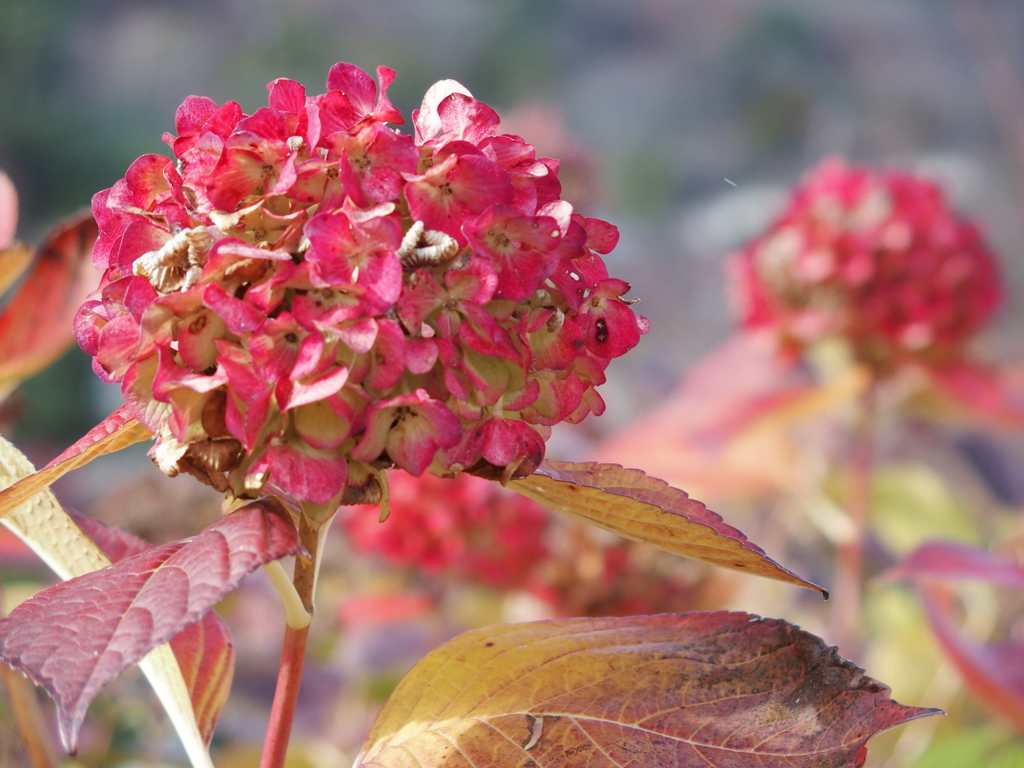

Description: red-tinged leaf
[0,408,152,522]
[0,212,99,390]
[70,509,150,563]
[170,613,235,746]
[919,583,1024,735]
[354,612,939,768]
[594,331,816,498]
[43,406,150,470]
[887,540,1024,589]
[71,511,235,744]
[924,362,1024,430]
[890,541,1024,733]
[0,499,301,752]
[510,461,827,595]
[0,434,215,768]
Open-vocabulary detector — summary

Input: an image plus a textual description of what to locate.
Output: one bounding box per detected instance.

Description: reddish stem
[259,511,324,768]
[259,622,310,768]
[831,382,878,658]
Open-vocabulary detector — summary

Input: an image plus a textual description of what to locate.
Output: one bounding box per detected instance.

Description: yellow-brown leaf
[355,613,938,768]
[0,408,151,521]
[510,461,825,594]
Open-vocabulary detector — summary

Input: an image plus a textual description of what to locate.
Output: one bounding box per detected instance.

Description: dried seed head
[396,221,460,269]
[133,227,212,293]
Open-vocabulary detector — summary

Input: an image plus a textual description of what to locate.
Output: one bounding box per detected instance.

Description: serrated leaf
[890,541,1024,733]
[355,612,938,768]
[73,512,235,745]
[0,407,152,521]
[0,434,212,767]
[0,499,301,752]
[0,212,99,394]
[510,461,826,594]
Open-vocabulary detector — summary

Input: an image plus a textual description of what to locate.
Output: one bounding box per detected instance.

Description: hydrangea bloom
[342,472,705,615]
[75,64,648,504]
[729,158,1001,373]
[342,472,549,590]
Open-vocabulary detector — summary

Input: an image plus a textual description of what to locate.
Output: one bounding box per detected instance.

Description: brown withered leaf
[355,612,938,768]
[0,211,99,393]
[510,461,826,594]
[0,407,151,522]
[0,500,300,753]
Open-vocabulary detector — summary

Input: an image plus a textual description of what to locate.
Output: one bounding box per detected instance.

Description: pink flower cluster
[75,64,648,504]
[344,472,710,617]
[342,472,549,590]
[730,158,1001,372]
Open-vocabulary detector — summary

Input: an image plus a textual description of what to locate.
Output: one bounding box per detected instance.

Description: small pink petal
[252,440,349,504]
[202,284,264,335]
[267,78,306,114]
[283,365,350,411]
[406,338,439,374]
[352,390,462,475]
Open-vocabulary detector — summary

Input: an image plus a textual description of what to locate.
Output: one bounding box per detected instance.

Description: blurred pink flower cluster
[344,472,711,617]
[74,63,648,505]
[342,472,549,590]
[730,157,1001,373]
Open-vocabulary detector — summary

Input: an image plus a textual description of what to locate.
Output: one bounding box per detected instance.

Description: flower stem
[263,560,312,630]
[259,620,310,768]
[831,381,878,657]
[259,508,333,768]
